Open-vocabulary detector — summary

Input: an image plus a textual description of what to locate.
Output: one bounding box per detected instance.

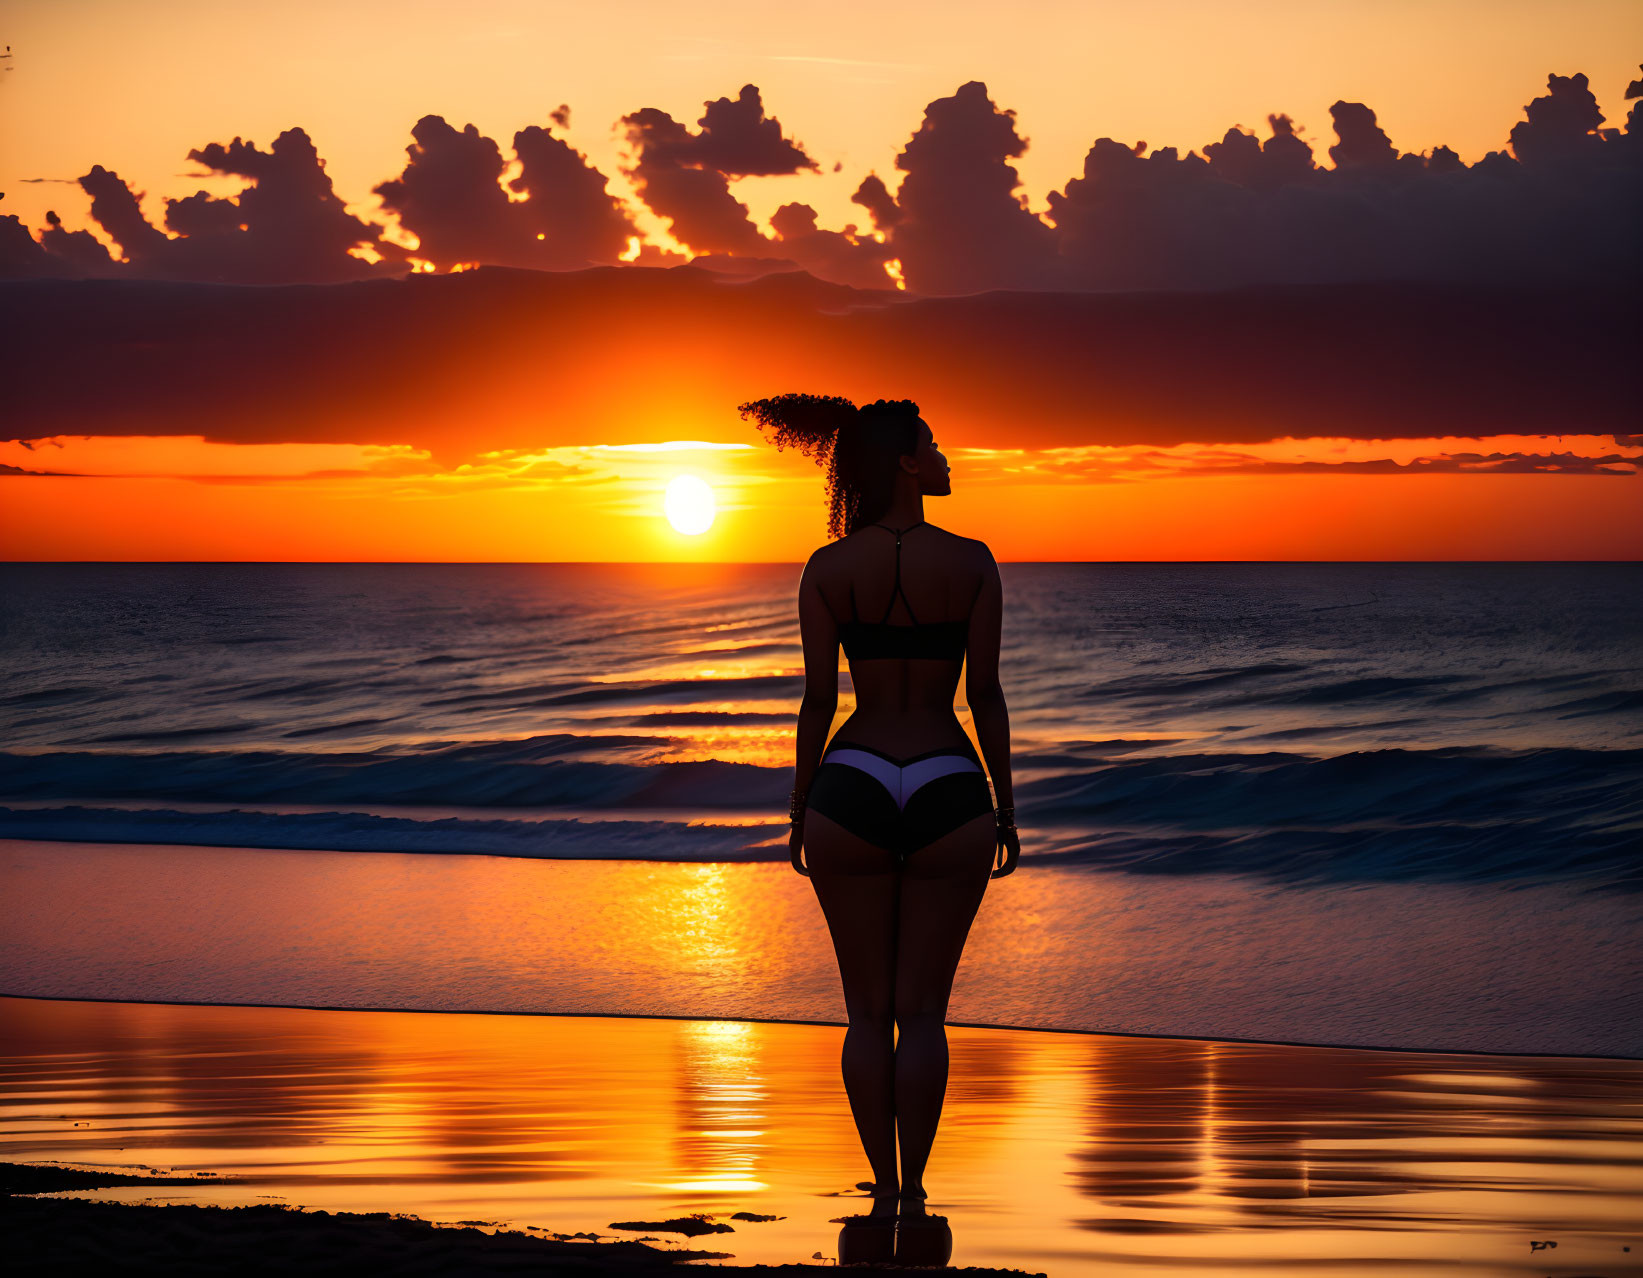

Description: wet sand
[7,838,1639,1057]
[1,995,1638,1276]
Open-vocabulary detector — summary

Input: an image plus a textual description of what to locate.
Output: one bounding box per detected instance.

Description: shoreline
[2,988,1636,1063]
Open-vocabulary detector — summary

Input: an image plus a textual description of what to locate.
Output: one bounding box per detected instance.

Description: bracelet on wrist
[789,787,808,822]
[995,805,1016,828]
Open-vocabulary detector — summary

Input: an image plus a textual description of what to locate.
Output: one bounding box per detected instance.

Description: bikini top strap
[871,521,924,625]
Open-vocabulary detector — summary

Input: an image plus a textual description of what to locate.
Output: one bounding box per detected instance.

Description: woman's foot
[898,1185,929,1217]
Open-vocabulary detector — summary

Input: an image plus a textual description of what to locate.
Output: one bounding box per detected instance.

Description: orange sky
[3,433,1639,561]
[2,1,1639,560]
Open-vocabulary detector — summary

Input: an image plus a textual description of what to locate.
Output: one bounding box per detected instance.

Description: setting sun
[663,474,716,536]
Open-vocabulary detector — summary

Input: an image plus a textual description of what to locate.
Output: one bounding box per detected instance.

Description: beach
[3,994,1640,1275]
[6,0,1642,1264]
[3,563,1640,1271]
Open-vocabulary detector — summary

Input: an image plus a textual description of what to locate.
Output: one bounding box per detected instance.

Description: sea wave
[0,806,780,861]
[0,737,775,809]
[3,740,1637,889]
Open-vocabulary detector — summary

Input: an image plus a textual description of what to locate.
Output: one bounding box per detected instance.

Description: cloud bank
[2,267,1635,458]
[1,66,1638,293]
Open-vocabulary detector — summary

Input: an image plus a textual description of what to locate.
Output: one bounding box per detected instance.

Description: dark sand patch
[609,1211,735,1236]
[0,1163,232,1195]
[2,1176,1041,1277]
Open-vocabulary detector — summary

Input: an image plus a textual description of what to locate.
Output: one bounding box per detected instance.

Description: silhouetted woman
[738,393,1020,1226]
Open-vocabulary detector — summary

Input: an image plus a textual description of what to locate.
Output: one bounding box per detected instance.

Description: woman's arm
[790,554,839,874]
[965,547,1018,876]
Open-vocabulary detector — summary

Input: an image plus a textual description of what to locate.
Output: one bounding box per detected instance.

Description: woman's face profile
[905,419,952,496]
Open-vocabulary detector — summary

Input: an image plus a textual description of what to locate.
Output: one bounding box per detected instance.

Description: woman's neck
[876,488,925,530]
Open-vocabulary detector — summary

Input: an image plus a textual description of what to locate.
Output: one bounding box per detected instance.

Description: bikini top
[836,522,970,662]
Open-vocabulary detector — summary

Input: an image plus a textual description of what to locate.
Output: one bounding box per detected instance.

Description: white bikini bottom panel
[821,748,982,810]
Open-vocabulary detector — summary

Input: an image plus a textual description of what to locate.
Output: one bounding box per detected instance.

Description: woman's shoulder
[803,537,845,566]
[925,523,995,565]
[801,538,848,584]
[806,522,993,570]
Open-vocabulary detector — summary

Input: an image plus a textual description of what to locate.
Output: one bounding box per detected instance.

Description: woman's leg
[891,809,996,1200]
[803,808,901,1206]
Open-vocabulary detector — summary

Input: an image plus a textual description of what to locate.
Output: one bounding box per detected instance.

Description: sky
[1,0,1640,560]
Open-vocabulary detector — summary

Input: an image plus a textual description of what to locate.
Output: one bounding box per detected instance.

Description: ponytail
[738,393,921,540]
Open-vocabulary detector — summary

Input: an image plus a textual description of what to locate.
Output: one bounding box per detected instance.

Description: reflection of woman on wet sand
[739,394,1020,1237]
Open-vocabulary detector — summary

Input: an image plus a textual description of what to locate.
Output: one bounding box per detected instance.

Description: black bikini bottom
[805,739,995,866]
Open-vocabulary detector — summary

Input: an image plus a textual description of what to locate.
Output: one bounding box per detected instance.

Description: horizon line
[3,559,1641,567]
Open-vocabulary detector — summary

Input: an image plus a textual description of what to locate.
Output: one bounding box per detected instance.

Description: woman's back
[808,521,990,757]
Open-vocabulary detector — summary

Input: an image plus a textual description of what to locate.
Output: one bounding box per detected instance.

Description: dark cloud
[849,173,902,231]
[1327,101,1403,170]
[667,251,807,280]
[1202,113,1316,188]
[2,268,1634,460]
[3,131,401,284]
[617,115,767,255]
[1028,71,1642,293]
[373,114,639,272]
[691,83,819,177]
[0,461,81,476]
[0,66,1637,295]
[155,129,397,282]
[1020,449,1641,481]
[618,84,818,256]
[1267,451,1643,475]
[1509,72,1607,165]
[37,209,119,275]
[765,201,895,290]
[865,80,1060,296]
[371,118,522,270]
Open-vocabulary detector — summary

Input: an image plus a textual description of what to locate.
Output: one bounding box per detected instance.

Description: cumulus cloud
[618,84,819,256]
[1,130,401,283]
[849,173,902,232]
[1032,75,1641,293]
[0,65,1638,294]
[374,114,639,271]
[859,80,1060,295]
[36,208,119,276]
[1327,101,1403,170]
[764,201,895,290]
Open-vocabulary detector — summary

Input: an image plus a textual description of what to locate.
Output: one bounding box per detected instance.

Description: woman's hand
[989,823,1020,878]
[789,819,811,876]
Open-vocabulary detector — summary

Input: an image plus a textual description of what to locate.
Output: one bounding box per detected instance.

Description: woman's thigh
[894,811,996,1022]
[803,809,899,1023]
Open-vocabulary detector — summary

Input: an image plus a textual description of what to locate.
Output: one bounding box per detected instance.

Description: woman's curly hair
[737,393,922,539]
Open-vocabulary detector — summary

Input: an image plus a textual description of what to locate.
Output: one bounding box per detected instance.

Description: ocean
[2,562,1640,1054]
